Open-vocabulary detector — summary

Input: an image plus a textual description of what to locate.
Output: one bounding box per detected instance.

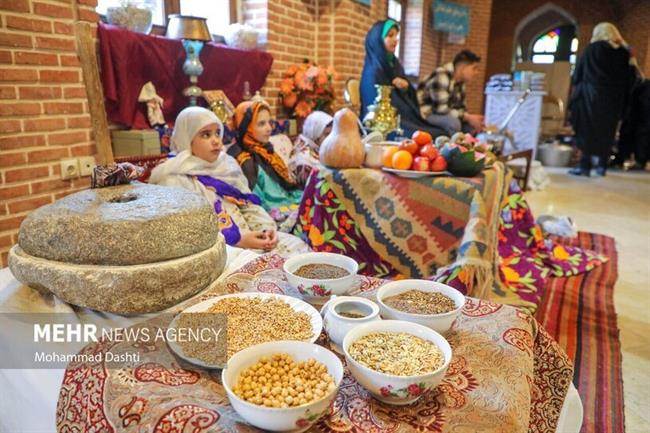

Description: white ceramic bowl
[343,320,452,405]
[376,279,465,334]
[283,252,359,305]
[320,296,382,353]
[222,341,344,432]
[168,293,323,368]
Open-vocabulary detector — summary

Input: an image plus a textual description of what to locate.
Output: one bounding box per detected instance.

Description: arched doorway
[512,3,577,68]
[511,4,578,139]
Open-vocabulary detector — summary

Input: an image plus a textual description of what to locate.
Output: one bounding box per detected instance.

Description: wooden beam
[75,22,114,165]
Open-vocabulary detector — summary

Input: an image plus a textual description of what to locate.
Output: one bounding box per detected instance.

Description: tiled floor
[526,167,650,433]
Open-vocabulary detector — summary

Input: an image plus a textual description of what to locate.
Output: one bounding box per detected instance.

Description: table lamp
[166,15,212,106]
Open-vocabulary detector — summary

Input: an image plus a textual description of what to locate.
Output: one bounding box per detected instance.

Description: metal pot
[537,142,573,167]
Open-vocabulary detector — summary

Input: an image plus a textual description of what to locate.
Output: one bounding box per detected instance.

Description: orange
[383,146,400,168]
[392,150,413,170]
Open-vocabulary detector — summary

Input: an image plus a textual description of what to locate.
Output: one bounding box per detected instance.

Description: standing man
[417,50,484,135]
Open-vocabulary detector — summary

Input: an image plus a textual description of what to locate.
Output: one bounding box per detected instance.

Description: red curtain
[98,23,273,129]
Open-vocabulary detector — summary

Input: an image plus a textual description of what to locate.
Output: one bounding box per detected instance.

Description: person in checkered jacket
[417,50,484,135]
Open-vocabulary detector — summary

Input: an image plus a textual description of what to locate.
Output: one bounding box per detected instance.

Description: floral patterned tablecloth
[56,254,573,433]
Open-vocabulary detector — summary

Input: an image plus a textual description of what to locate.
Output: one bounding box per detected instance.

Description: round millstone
[17,183,219,266]
[8,239,226,314]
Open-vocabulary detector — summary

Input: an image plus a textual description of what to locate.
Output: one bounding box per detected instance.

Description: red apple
[412,130,433,147]
[412,156,431,171]
[419,144,439,160]
[430,155,448,172]
[399,139,420,155]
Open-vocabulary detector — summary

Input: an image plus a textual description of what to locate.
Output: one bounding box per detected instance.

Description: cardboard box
[111,129,161,157]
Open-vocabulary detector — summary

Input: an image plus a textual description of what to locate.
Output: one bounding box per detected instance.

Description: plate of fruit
[439,132,497,177]
[381,131,451,178]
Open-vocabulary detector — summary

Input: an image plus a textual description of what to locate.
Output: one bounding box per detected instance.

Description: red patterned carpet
[536,232,623,433]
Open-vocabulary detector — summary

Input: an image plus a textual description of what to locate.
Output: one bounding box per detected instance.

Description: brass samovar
[363,84,401,137]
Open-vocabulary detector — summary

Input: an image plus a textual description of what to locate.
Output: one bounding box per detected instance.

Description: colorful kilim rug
[293,172,607,312]
[535,232,623,433]
[294,165,509,298]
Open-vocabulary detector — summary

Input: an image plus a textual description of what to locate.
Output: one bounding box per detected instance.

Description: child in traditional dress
[289,111,332,188]
[149,107,309,255]
[228,101,304,211]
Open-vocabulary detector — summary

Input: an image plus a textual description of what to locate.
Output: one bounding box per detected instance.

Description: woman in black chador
[569,22,637,176]
[360,19,445,138]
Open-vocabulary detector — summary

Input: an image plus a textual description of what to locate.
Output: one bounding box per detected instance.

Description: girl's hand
[237,231,275,251]
[262,230,279,251]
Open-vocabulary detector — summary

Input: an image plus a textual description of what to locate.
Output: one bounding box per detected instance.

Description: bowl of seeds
[169,293,322,368]
[342,320,452,405]
[376,279,465,334]
[283,252,359,305]
[222,341,344,431]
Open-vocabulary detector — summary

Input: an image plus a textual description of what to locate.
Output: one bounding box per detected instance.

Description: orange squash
[319,108,365,168]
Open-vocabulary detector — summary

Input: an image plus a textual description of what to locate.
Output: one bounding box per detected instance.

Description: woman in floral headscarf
[228,100,304,212]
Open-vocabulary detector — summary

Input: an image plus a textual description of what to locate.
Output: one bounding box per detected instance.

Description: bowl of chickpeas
[222,340,344,432]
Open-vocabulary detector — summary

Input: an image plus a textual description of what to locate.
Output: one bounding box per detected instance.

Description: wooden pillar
[75,22,114,165]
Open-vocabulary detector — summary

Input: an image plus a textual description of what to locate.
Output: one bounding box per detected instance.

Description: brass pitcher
[363,84,399,136]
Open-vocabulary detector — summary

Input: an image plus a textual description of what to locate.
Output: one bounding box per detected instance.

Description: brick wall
[244,0,388,116]
[249,0,491,117]
[618,1,650,77]
[486,0,650,80]
[0,0,98,266]
[415,0,493,114]
[0,0,494,266]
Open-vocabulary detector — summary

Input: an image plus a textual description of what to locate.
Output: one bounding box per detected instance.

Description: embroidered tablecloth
[56,254,572,433]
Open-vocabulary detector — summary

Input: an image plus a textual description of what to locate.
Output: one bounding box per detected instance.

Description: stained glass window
[533,29,560,54]
[529,27,578,67]
[532,54,555,64]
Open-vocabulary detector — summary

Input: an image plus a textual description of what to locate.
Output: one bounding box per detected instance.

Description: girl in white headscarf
[150,107,309,255]
[289,111,333,188]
